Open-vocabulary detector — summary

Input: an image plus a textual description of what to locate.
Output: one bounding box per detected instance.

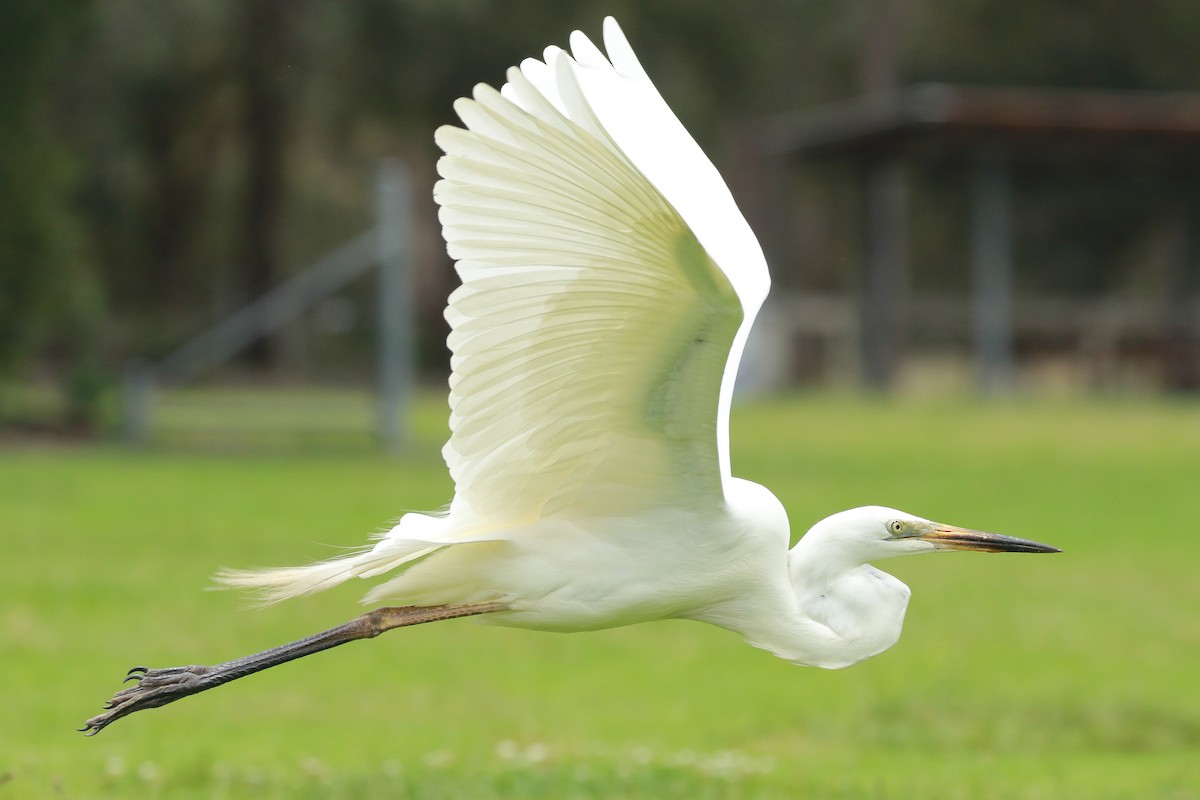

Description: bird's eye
[888,520,905,535]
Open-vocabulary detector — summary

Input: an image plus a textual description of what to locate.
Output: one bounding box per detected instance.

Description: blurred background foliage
[2,0,1199,431]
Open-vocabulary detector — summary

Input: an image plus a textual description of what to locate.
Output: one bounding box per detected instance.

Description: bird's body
[82,17,1058,735]
[372,478,788,635]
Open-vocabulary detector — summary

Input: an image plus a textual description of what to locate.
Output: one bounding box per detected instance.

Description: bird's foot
[80,664,213,735]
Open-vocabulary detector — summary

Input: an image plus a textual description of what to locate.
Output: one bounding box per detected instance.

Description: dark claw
[82,664,211,735]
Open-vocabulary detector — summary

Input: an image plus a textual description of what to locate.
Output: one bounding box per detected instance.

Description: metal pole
[153,232,377,387]
[375,159,415,452]
[1163,178,1200,391]
[121,362,154,445]
[860,153,908,391]
[970,148,1015,394]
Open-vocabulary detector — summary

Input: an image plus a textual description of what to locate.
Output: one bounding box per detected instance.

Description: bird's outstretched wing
[435,18,770,525]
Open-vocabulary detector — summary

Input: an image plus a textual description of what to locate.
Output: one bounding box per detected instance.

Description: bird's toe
[81,664,212,735]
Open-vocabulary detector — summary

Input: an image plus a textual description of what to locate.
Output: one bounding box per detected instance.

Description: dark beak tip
[1017,538,1062,554]
[1004,540,1062,554]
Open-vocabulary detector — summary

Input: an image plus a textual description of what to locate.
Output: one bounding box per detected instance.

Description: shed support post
[1164,179,1200,391]
[969,149,1015,394]
[860,154,908,391]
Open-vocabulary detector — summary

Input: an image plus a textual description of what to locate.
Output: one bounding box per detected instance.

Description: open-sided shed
[755,84,1200,391]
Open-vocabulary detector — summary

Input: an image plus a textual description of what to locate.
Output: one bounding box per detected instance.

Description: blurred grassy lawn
[3,390,1199,798]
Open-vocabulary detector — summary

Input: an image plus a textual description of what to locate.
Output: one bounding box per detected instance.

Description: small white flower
[628,746,654,765]
[298,756,331,781]
[524,742,549,763]
[136,761,160,784]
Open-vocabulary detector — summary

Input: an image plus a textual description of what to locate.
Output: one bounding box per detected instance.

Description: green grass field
[4,392,1199,798]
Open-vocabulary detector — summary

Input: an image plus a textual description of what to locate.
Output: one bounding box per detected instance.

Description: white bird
[82,17,1057,735]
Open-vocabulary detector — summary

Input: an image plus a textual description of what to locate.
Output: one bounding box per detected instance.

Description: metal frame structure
[122,160,416,450]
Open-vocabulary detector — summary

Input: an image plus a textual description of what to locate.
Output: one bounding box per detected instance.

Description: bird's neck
[712,535,911,670]
[787,533,910,668]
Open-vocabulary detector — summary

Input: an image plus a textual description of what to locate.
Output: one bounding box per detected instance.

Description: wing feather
[434,18,769,526]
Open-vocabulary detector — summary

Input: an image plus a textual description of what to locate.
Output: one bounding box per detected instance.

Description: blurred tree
[908,0,1200,92]
[0,0,100,425]
[66,1,237,346]
[237,0,304,366]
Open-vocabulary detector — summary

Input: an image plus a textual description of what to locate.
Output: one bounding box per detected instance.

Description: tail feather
[214,542,441,606]
[214,511,509,605]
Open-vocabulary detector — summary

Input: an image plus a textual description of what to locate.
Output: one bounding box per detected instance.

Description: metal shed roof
[766,84,1200,156]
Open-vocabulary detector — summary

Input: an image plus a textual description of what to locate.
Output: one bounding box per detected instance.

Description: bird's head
[801,505,1061,567]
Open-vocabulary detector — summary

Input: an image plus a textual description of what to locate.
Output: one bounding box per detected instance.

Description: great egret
[82,17,1058,736]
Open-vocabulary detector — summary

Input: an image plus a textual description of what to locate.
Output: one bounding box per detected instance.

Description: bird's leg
[80,601,506,735]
